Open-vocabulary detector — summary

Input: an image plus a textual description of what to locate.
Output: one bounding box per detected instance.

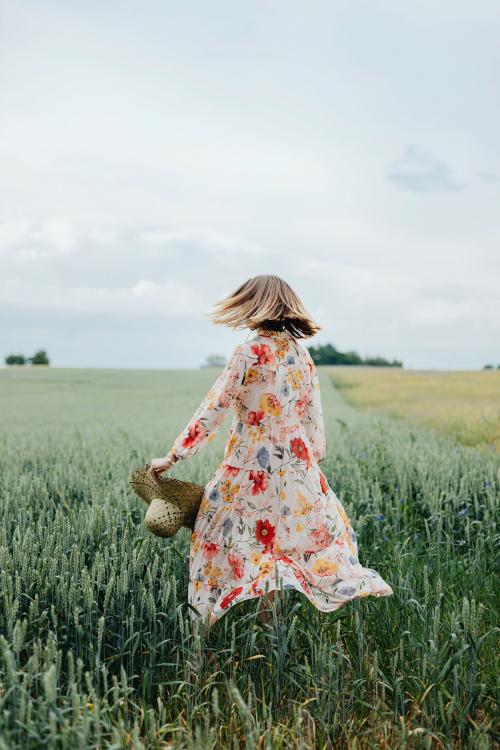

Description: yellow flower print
[244,367,259,384]
[248,425,266,445]
[191,532,201,553]
[199,496,211,514]
[226,434,238,454]
[287,369,304,391]
[250,551,263,566]
[276,469,286,477]
[193,579,203,592]
[273,539,284,554]
[220,479,240,503]
[275,339,289,360]
[203,560,213,576]
[292,492,315,517]
[207,576,219,588]
[336,501,351,529]
[204,386,219,410]
[296,522,304,532]
[279,490,287,501]
[312,558,339,577]
[258,392,282,416]
[259,560,275,576]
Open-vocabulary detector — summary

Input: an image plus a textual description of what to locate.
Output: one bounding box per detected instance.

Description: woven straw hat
[129,464,204,537]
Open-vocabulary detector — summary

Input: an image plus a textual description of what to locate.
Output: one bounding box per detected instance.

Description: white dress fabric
[167,328,393,627]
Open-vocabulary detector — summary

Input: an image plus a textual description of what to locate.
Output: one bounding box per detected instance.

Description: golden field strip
[328,366,500,452]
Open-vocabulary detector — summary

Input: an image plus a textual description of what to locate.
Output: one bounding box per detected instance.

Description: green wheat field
[0,366,498,749]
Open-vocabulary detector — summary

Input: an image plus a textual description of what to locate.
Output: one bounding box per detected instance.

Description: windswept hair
[208,275,321,339]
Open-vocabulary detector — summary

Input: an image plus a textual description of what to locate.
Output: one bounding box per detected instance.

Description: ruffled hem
[189,557,393,628]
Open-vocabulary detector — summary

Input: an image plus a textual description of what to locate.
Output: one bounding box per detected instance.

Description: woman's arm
[165,343,246,464]
[301,357,327,463]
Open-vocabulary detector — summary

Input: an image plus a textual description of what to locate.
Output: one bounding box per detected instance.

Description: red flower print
[250,344,275,365]
[223,464,240,477]
[182,419,205,449]
[319,471,328,494]
[220,585,243,609]
[276,552,294,565]
[295,394,308,418]
[290,437,311,465]
[293,567,312,593]
[227,551,245,580]
[251,580,265,596]
[203,542,219,559]
[255,518,275,551]
[249,470,269,495]
[247,410,265,426]
[309,524,333,548]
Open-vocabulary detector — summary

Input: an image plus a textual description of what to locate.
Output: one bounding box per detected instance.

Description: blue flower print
[257,446,270,468]
[338,586,357,597]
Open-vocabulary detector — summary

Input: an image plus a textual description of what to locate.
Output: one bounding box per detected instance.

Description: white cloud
[0,220,80,257]
[406,298,474,326]
[131,279,157,297]
[1,275,205,318]
[386,146,465,193]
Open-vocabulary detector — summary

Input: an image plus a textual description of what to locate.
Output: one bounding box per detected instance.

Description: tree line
[307,343,403,367]
[5,350,50,366]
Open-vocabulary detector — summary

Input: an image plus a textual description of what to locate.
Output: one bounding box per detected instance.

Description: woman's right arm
[165,343,246,463]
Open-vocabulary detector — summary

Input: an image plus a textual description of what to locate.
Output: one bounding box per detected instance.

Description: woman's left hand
[150,456,174,483]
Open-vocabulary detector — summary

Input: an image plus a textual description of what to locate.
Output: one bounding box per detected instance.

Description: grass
[0,365,498,749]
[328,367,500,452]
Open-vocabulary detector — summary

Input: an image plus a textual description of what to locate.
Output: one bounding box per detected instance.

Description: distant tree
[483,363,494,370]
[307,343,402,367]
[28,350,50,365]
[364,355,404,367]
[202,354,227,368]
[5,353,26,365]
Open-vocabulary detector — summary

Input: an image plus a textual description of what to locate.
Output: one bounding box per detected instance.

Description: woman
[151,275,393,629]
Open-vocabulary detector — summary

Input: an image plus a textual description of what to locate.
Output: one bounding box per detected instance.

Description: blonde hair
[208,275,321,339]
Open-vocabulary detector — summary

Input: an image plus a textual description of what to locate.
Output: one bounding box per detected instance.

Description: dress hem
[189,559,393,629]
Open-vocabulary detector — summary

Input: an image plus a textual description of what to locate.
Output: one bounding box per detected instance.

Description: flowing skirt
[188,459,393,627]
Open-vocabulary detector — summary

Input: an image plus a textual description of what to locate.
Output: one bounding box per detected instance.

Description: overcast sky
[1,0,499,369]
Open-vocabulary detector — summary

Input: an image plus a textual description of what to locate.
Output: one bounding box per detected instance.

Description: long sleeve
[166,344,246,463]
[302,358,327,463]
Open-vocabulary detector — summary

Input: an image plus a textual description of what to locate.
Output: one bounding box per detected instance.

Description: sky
[1,0,499,369]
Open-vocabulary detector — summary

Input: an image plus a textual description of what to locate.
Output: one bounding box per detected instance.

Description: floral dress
[167,328,393,627]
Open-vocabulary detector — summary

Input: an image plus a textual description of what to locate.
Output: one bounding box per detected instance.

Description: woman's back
[227,328,326,471]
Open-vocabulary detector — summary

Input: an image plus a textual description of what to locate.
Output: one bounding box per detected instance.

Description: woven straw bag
[129,464,204,538]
